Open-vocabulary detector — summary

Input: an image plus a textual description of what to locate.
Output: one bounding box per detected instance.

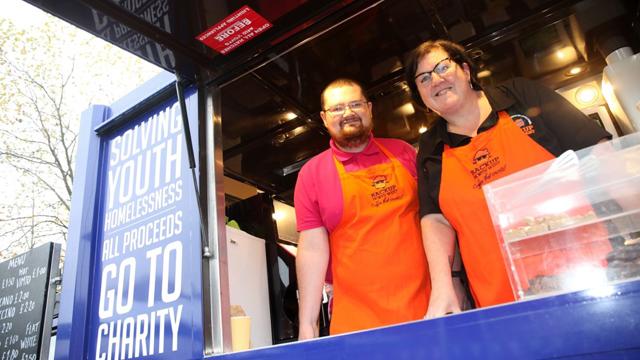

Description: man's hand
[298,322,319,341]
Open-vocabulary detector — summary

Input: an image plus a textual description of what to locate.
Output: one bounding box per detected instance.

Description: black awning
[24,0,359,82]
[25,0,639,203]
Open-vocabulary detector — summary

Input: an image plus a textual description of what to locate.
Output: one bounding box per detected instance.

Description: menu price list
[0,244,54,360]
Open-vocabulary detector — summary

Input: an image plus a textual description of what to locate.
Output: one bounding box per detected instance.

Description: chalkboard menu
[0,243,60,360]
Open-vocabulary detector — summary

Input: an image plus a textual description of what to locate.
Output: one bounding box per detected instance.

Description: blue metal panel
[88,89,203,360]
[100,72,175,125]
[56,75,204,360]
[55,105,109,360]
[208,280,640,360]
[94,72,176,136]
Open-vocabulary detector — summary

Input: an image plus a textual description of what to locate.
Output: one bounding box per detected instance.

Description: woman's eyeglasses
[414,58,455,85]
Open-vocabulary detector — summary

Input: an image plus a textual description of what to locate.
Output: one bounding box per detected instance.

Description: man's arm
[296,227,330,340]
[421,213,461,318]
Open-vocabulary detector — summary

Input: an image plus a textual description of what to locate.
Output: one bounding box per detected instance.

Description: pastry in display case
[483,133,640,299]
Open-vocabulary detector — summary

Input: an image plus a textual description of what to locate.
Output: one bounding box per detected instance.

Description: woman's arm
[421,213,462,318]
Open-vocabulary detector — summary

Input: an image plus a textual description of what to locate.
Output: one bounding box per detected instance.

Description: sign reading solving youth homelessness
[89,92,202,360]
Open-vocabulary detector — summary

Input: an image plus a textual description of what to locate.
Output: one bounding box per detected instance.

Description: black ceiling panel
[24,0,640,204]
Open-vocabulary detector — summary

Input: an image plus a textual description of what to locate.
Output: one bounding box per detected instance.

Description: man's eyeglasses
[324,100,368,116]
[414,58,455,85]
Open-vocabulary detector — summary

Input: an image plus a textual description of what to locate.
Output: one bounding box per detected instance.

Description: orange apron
[329,140,430,334]
[439,111,610,307]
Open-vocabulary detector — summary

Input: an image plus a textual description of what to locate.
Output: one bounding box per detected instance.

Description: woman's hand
[424,285,461,319]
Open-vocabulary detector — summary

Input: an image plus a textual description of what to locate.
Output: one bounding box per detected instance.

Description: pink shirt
[294,135,417,232]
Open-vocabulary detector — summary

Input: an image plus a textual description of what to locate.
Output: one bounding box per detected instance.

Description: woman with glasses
[404,39,611,318]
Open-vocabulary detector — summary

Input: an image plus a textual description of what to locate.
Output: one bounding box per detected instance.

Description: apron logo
[470,148,505,189]
[473,148,490,165]
[370,175,400,207]
[371,175,388,189]
[511,114,535,135]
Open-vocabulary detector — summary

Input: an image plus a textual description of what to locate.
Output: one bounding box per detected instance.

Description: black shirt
[417,77,611,218]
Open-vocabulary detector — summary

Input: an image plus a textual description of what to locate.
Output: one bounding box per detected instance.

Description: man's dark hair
[320,78,368,110]
[404,39,482,108]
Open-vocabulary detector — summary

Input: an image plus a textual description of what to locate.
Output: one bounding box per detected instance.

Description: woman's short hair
[404,39,482,108]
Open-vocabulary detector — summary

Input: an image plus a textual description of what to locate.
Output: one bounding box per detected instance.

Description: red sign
[196,6,272,55]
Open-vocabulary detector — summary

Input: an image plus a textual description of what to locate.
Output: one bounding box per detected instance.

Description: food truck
[12,0,640,359]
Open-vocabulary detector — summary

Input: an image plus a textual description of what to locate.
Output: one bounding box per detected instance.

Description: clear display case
[483,133,640,299]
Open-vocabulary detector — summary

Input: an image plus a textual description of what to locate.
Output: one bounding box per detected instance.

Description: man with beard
[294,78,431,339]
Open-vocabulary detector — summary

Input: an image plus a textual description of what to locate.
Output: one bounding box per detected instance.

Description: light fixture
[398,103,415,116]
[272,210,285,221]
[553,46,578,66]
[569,67,582,75]
[283,112,298,120]
[565,64,587,77]
[477,69,492,79]
[575,84,599,106]
[418,126,427,134]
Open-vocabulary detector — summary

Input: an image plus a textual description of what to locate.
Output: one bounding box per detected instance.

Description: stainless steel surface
[203,85,232,354]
